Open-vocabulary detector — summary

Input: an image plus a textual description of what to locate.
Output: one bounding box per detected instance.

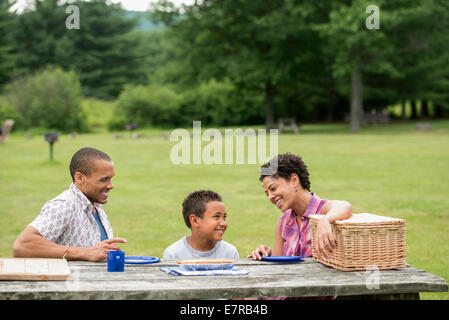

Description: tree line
[1,0,448,132]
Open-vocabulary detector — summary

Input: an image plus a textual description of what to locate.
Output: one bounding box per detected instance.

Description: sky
[10,0,195,13]
[110,0,194,11]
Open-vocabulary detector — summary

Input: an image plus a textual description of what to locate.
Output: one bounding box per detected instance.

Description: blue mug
[107,251,125,272]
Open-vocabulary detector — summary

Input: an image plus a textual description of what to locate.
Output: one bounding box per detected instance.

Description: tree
[151,0,449,127]
[64,0,146,97]
[316,0,399,132]
[318,0,449,128]
[12,0,146,98]
[13,0,67,72]
[387,0,449,119]
[152,0,321,128]
[0,0,17,85]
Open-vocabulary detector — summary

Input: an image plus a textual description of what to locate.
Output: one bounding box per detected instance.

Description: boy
[163,190,239,260]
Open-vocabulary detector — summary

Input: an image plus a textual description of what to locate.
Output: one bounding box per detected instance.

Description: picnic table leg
[337,293,420,300]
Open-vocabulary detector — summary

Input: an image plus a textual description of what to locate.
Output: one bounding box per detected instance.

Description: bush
[179,79,264,126]
[114,84,180,128]
[82,98,116,131]
[112,80,265,129]
[107,115,128,131]
[4,66,87,132]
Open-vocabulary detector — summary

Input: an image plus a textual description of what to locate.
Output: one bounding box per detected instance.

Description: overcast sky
[110,0,194,11]
[10,0,195,12]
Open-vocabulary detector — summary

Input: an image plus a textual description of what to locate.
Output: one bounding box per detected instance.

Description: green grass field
[1,121,448,299]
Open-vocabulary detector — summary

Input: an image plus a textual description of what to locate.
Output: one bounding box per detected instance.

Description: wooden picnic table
[0,258,447,300]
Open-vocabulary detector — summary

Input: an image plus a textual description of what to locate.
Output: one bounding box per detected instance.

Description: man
[13,147,126,261]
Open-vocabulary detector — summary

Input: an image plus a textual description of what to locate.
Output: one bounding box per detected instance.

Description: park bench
[0,119,15,144]
[278,117,299,134]
[415,122,433,131]
[344,110,390,125]
[363,110,390,125]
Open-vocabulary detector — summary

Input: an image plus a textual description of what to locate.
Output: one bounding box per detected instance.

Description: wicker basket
[309,213,406,271]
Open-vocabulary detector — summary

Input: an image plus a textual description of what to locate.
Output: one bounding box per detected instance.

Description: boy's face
[191,201,227,241]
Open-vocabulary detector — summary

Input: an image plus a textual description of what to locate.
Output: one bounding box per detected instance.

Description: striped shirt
[278,193,328,257]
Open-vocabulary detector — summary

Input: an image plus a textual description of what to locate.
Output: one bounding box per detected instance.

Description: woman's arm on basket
[315,200,353,260]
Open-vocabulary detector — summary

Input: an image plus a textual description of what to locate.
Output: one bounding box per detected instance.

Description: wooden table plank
[0,258,446,300]
[0,258,70,281]
[64,264,429,281]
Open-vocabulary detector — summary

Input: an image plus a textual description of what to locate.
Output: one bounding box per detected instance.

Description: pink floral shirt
[29,183,113,247]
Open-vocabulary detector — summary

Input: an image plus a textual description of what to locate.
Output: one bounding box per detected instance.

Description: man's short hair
[182,190,222,228]
[69,147,112,182]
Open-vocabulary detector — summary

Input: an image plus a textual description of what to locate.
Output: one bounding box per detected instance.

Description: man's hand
[82,238,127,262]
[247,245,272,260]
[315,217,336,260]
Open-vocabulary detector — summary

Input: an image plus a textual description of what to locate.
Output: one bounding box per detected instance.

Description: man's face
[75,159,115,205]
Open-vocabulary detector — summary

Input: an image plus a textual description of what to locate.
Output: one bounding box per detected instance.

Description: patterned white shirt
[29,183,114,247]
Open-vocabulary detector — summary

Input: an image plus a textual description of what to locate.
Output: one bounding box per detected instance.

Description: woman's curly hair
[259,153,311,191]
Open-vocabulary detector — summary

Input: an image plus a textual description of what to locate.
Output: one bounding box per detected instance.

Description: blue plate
[125,256,160,264]
[261,256,303,263]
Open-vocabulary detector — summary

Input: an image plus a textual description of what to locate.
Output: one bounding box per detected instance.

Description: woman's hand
[315,217,336,260]
[247,245,272,260]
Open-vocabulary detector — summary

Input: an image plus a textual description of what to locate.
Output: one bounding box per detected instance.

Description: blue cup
[107,251,125,272]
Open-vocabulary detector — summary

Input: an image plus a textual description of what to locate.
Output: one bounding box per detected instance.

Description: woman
[248,153,352,261]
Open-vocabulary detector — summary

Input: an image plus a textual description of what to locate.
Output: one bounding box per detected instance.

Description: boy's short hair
[182,190,223,228]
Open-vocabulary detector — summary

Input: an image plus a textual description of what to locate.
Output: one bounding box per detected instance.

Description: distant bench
[345,111,390,125]
[364,110,390,124]
[415,122,433,131]
[278,118,299,134]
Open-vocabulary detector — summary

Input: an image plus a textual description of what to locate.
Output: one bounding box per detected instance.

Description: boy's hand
[247,245,272,260]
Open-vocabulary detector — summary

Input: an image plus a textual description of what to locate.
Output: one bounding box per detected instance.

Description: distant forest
[1,0,448,132]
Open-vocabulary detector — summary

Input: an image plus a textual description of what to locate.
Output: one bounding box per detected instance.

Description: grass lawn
[0,120,448,299]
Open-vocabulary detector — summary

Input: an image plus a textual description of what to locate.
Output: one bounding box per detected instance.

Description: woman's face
[262,175,298,212]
